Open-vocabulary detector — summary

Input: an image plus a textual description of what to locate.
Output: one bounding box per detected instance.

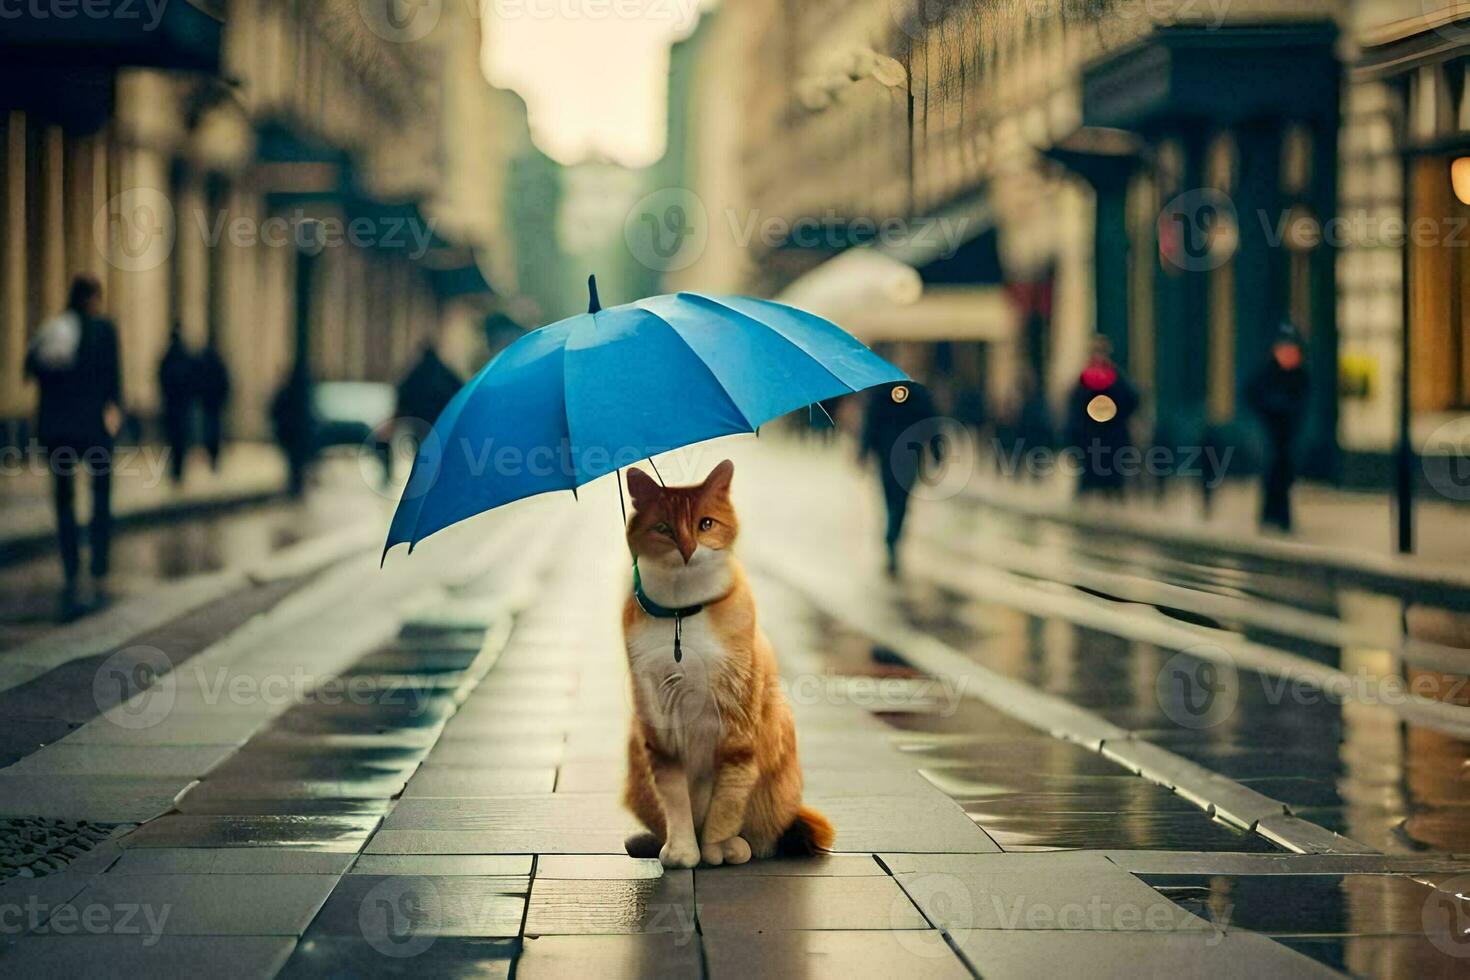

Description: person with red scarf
[1065,335,1139,498]
[1247,324,1309,532]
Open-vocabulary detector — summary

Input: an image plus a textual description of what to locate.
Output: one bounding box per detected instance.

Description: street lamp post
[1398,157,1414,555]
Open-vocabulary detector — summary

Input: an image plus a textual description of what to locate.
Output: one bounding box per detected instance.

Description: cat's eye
[654,522,673,536]
[699,517,714,531]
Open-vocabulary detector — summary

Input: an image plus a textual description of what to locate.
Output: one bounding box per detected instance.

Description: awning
[1083,24,1339,130]
[777,250,1016,342]
[0,0,223,73]
[775,193,1013,343]
[1042,127,1146,188]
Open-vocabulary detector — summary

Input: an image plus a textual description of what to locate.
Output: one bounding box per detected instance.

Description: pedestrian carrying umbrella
[383,277,907,559]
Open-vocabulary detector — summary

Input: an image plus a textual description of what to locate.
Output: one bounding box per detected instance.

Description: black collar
[632,561,705,620]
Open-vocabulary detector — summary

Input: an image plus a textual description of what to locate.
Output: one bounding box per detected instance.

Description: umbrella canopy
[384,279,907,558]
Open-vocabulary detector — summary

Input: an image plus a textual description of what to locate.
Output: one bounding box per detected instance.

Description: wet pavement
[0,462,381,652]
[1,438,1469,976]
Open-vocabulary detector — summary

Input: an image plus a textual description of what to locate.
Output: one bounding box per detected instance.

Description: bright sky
[482,0,709,167]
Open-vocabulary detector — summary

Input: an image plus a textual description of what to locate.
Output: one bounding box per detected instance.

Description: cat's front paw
[699,836,751,866]
[659,838,700,869]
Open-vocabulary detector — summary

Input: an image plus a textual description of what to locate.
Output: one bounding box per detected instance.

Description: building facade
[681,0,1470,486]
[1,0,513,445]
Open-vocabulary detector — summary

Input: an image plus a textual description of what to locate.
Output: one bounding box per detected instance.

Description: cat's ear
[626,467,660,509]
[702,459,734,497]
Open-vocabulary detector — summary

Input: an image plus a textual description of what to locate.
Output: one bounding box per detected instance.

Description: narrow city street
[9,5,1470,978]
[2,438,1468,977]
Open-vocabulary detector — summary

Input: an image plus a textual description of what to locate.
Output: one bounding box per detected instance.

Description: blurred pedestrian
[24,275,123,614]
[1247,324,1309,532]
[158,325,195,485]
[1065,335,1139,498]
[861,380,940,578]
[195,339,231,471]
[395,342,462,443]
[1013,370,1054,480]
[271,368,315,498]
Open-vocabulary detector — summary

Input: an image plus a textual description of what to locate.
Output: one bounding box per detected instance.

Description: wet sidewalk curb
[962,483,1470,599]
[0,485,287,568]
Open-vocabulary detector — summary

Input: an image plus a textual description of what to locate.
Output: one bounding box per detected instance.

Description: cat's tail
[776,805,835,857]
[624,832,662,859]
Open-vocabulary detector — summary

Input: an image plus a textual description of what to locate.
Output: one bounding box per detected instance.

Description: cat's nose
[677,539,696,564]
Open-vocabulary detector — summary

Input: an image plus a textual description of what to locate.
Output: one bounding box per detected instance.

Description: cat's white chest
[626,612,726,770]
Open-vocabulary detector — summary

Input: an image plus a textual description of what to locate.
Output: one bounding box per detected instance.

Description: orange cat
[620,460,833,867]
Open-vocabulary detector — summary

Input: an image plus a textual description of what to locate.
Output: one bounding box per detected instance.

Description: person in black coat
[1065,336,1140,498]
[24,275,123,610]
[158,325,195,485]
[195,340,231,471]
[1247,325,1310,532]
[861,381,941,577]
[395,344,463,437]
[271,368,315,499]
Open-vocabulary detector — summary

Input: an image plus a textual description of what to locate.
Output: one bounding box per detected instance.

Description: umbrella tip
[587,274,602,314]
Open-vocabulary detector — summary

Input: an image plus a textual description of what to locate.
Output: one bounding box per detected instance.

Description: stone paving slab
[379,794,638,840]
[0,935,298,979]
[178,776,411,803]
[702,929,972,979]
[307,875,528,938]
[1104,850,1470,876]
[533,855,663,879]
[421,740,566,769]
[0,774,193,822]
[883,851,1121,875]
[105,847,355,875]
[57,872,339,935]
[1274,935,1469,978]
[171,797,391,818]
[349,854,533,876]
[59,713,265,747]
[515,933,701,979]
[953,930,1341,979]
[401,768,558,797]
[118,814,380,851]
[279,935,515,978]
[808,794,1001,853]
[696,854,887,877]
[897,868,1213,934]
[523,871,695,936]
[695,874,928,934]
[1,744,235,778]
[1142,870,1470,942]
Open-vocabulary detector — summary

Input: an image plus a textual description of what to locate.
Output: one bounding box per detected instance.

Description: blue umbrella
[384,277,907,559]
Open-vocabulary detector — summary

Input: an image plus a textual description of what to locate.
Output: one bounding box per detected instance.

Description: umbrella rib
[671,294,861,412]
[636,308,756,433]
[403,322,577,551]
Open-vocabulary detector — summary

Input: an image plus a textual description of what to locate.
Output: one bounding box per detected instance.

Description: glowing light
[1087,395,1118,423]
[1454,158,1470,207]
